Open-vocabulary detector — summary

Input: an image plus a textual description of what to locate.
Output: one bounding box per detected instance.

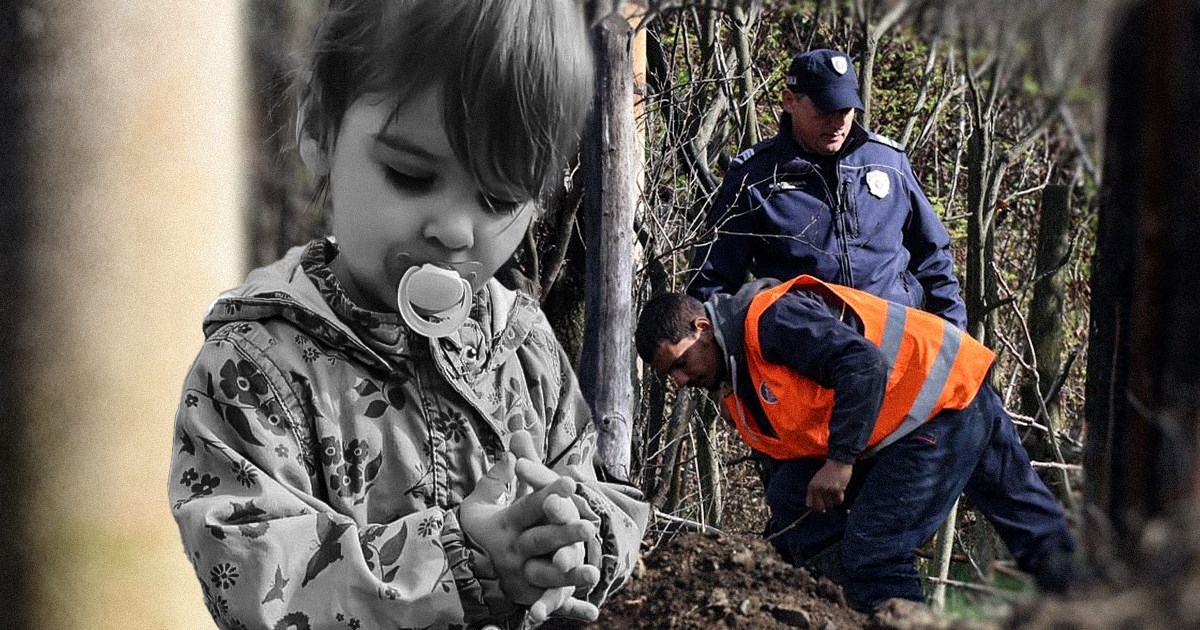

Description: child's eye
[480,194,522,216]
[383,166,435,192]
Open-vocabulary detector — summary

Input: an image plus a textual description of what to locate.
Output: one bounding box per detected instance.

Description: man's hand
[806,459,854,513]
[459,453,596,608]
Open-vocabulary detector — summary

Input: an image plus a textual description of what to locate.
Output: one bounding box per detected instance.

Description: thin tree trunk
[651,388,697,510]
[857,0,912,131]
[930,499,959,613]
[728,0,760,148]
[641,258,671,497]
[1020,185,1070,433]
[581,13,638,481]
[693,397,724,527]
[964,126,998,346]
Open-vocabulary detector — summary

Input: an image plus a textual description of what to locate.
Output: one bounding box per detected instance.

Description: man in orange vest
[635,275,1078,611]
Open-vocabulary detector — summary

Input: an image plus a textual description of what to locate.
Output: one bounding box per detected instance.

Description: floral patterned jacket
[169,240,649,630]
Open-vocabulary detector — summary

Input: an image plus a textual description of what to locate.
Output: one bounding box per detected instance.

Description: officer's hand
[806,460,854,512]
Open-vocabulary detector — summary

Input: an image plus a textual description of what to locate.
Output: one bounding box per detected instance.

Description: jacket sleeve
[900,158,968,330]
[168,334,512,630]
[535,325,650,610]
[688,166,757,301]
[756,289,889,463]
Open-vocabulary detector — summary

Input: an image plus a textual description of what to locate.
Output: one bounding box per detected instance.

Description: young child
[168,1,649,628]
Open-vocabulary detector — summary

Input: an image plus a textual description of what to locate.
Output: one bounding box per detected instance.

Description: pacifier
[396,263,473,338]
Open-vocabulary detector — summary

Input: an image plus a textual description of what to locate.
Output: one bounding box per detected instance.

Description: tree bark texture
[728,0,760,148]
[856,0,912,132]
[581,13,638,481]
[1085,0,1200,558]
[965,126,999,347]
[1020,185,1071,432]
[693,398,725,527]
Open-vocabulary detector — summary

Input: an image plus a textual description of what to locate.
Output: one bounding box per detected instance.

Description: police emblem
[866,170,890,199]
[831,56,849,75]
[759,381,779,404]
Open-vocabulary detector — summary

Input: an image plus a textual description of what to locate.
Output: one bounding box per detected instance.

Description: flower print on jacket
[219,359,269,406]
[318,436,382,499]
[210,562,239,589]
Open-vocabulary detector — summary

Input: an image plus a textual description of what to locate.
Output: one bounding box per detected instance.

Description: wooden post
[581,12,638,481]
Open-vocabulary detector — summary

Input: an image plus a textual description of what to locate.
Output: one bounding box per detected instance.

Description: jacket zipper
[831,167,854,286]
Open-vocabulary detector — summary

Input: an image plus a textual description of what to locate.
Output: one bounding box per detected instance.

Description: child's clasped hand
[460,430,600,624]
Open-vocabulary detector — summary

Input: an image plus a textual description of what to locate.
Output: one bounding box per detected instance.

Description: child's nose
[422,208,475,251]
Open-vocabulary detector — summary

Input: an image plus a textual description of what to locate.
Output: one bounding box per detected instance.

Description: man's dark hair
[635,292,706,363]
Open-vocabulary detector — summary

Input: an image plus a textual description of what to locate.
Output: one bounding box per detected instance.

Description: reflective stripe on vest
[721,275,995,460]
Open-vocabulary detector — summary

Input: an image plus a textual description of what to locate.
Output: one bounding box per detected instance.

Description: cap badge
[831,56,849,75]
[866,170,890,199]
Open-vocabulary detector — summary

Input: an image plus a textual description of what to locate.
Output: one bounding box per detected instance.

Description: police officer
[688,49,967,330]
[635,277,1077,612]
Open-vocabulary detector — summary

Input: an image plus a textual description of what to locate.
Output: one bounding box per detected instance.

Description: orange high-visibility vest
[721,275,995,460]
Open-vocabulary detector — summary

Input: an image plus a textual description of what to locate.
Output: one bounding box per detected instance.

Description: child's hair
[634,292,706,363]
[299,0,595,208]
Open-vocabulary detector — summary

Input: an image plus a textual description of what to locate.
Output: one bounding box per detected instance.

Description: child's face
[324,90,535,312]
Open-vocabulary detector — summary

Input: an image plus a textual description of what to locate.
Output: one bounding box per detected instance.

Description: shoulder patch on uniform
[731,147,757,167]
[729,136,777,167]
[867,133,906,153]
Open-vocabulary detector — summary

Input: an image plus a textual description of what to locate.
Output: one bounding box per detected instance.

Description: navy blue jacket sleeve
[900,158,968,330]
[757,289,888,463]
[688,167,755,300]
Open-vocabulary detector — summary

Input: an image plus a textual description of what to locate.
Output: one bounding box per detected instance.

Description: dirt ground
[549,465,1200,628]
[545,462,1200,630]
[581,530,869,629]
[546,459,993,630]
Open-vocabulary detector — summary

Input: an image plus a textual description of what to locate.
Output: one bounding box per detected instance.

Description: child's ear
[296,104,330,177]
[299,133,330,177]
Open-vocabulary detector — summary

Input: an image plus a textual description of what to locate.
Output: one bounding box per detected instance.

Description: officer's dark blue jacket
[689,121,967,330]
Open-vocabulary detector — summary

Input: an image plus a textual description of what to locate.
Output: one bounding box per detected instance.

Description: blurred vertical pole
[582,10,638,481]
[19,1,247,628]
[0,5,36,629]
[1085,0,1200,560]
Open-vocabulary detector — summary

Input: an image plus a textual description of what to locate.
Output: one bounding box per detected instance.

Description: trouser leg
[839,397,994,612]
[763,457,873,575]
[961,386,1076,584]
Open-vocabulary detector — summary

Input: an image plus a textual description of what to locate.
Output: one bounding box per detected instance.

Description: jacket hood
[204,244,343,334]
[203,241,531,371]
[705,277,781,387]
